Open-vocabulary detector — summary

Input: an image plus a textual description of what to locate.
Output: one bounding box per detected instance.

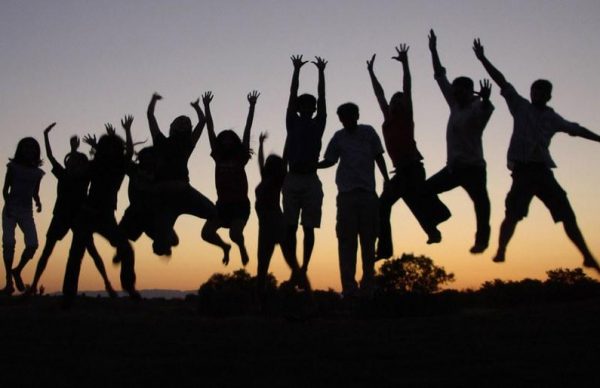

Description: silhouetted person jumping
[147,93,216,256]
[255,132,309,307]
[426,30,494,254]
[2,137,44,295]
[319,103,389,297]
[473,38,600,272]
[283,55,327,283]
[62,117,138,307]
[200,91,258,266]
[367,44,450,260]
[18,124,116,297]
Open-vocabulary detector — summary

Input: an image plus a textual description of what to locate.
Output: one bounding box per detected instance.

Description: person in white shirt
[426,30,494,254]
[318,103,389,297]
[473,38,600,273]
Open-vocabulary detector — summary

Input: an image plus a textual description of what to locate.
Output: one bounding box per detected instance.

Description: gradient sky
[1,0,600,293]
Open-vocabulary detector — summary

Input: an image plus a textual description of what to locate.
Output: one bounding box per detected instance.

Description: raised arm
[243,90,260,150]
[258,132,267,177]
[43,122,60,169]
[120,115,134,160]
[190,98,206,147]
[202,91,217,150]
[147,93,164,144]
[392,43,412,104]
[473,39,508,89]
[312,56,327,118]
[367,54,389,119]
[287,55,307,115]
[428,30,445,76]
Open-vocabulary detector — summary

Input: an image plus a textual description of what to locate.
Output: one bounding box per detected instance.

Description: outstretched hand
[392,44,409,63]
[70,136,80,151]
[366,54,376,72]
[259,131,268,144]
[473,38,485,60]
[190,98,201,109]
[43,122,56,135]
[428,29,437,50]
[105,123,116,136]
[247,90,260,105]
[151,92,162,102]
[312,56,328,71]
[83,134,97,148]
[202,91,214,106]
[121,115,134,131]
[291,55,308,70]
[477,79,492,101]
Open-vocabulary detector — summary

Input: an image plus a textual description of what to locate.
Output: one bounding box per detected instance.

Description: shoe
[470,242,488,254]
[12,269,25,292]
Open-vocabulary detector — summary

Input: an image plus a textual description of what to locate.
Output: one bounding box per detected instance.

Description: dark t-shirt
[283,112,326,173]
[255,174,284,217]
[51,165,89,216]
[153,134,194,182]
[212,149,250,203]
[382,102,422,167]
[85,160,126,211]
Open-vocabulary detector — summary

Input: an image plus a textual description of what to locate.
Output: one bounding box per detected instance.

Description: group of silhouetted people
[3,32,600,305]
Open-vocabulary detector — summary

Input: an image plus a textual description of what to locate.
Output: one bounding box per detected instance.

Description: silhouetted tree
[375,253,454,293]
[545,267,595,286]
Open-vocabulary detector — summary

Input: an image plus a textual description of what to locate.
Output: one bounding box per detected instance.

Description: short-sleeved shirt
[153,133,194,182]
[435,69,494,167]
[501,83,587,169]
[212,149,250,203]
[382,95,423,168]
[323,124,385,193]
[4,162,44,210]
[284,112,326,173]
[51,164,89,216]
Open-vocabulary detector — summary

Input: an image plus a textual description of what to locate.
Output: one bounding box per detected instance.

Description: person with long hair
[2,136,44,295]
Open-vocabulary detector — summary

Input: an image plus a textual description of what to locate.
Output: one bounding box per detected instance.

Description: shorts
[46,213,73,241]
[2,205,38,248]
[505,164,575,222]
[282,172,323,228]
[216,199,251,228]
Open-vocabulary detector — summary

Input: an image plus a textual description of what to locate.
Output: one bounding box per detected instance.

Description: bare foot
[583,255,600,274]
[427,229,442,244]
[492,251,505,263]
[222,244,231,266]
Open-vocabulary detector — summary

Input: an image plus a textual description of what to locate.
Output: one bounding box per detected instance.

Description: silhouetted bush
[375,253,455,294]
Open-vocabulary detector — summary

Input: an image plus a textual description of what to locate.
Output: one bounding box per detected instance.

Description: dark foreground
[1,296,599,387]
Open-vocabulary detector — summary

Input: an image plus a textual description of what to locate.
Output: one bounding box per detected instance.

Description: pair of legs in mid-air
[493,164,599,272]
[426,164,490,253]
[378,161,451,259]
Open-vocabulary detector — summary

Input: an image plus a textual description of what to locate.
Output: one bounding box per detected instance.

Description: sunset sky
[2,0,600,293]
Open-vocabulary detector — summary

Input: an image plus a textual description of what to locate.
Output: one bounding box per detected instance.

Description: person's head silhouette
[296,93,317,118]
[337,103,359,131]
[530,79,552,107]
[451,76,475,106]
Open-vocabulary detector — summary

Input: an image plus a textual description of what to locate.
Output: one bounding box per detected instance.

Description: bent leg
[201,219,230,265]
[229,218,249,266]
[87,238,117,297]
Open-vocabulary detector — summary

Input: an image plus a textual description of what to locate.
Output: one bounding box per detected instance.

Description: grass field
[1,295,599,387]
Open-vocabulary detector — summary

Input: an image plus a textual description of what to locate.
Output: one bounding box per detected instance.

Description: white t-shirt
[323,124,384,193]
[501,83,586,169]
[435,69,494,167]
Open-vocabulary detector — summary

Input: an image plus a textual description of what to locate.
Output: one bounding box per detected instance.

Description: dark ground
[1,295,599,387]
